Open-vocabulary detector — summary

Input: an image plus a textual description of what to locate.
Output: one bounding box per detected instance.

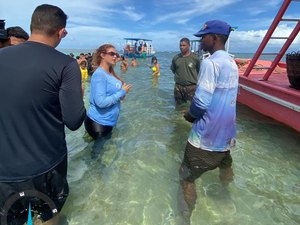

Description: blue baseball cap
[194,20,231,37]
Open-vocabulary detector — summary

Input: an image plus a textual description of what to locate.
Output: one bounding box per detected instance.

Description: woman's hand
[122,83,132,93]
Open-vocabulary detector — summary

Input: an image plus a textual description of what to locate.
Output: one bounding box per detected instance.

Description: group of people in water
[124,40,152,56]
[70,50,159,80]
[119,56,138,71]
[0,3,238,225]
[120,55,160,76]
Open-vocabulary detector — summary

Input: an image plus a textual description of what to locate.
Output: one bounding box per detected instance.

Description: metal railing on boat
[243,0,300,81]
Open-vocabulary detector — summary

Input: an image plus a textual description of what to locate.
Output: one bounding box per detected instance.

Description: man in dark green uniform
[171,38,201,106]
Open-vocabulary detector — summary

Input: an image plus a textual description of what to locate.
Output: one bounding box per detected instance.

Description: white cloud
[153,0,237,24]
[122,6,145,21]
[230,24,300,52]
[1,0,298,52]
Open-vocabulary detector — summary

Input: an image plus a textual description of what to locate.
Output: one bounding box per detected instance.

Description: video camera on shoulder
[0,19,8,40]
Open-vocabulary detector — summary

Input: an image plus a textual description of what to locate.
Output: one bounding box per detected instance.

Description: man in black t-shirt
[0,4,86,225]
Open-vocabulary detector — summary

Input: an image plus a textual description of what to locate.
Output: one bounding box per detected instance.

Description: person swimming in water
[147,56,160,76]
[130,57,138,67]
[120,55,129,71]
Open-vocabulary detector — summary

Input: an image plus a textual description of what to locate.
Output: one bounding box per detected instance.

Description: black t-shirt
[0,41,86,181]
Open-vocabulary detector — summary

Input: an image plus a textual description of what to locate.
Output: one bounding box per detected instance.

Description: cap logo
[202,23,207,30]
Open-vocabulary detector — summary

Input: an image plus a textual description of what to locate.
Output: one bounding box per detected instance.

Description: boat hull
[238,75,300,132]
[123,38,155,59]
[124,52,155,58]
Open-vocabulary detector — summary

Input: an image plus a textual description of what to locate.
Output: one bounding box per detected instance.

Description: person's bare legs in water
[177,142,234,225]
[177,178,197,225]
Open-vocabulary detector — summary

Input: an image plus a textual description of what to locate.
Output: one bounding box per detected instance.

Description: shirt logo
[201,23,208,31]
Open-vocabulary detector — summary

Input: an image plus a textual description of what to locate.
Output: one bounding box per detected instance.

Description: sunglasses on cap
[105,52,120,58]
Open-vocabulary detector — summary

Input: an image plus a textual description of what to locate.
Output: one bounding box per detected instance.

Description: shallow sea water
[62,52,300,225]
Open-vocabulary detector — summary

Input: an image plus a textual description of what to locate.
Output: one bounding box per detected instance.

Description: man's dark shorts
[0,156,69,225]
[180,141,233,183]
[174,83,197,104]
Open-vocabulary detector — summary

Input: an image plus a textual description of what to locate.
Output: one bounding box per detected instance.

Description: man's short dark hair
[7,26,29,40]
[180,37,190,45]
[30,4,67,36]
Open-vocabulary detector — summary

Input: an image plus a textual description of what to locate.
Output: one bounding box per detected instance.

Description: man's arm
[92,75,126,108]
[184,59,217,122]
[59,61,86,130]
[170,55,178,74]
[196,57,201,74]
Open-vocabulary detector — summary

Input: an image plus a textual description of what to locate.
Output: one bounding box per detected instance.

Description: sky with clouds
[0,0,299,53]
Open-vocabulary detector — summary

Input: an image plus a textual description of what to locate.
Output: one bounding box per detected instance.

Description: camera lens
[0,19,5,30]
[0,19,8,40]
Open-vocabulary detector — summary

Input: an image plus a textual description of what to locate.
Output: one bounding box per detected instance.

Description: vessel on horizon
[123,38,155,58]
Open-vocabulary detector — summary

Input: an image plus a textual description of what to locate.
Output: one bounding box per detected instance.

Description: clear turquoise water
[61,52,300,225]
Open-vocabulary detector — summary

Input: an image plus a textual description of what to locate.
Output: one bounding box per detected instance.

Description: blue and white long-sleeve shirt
[188,50,239,152]
[87,67,126,126]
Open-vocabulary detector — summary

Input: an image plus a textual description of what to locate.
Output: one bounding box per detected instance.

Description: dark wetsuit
[0,41,86,224]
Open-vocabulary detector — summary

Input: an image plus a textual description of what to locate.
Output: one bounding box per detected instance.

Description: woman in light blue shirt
[85,44,132,152]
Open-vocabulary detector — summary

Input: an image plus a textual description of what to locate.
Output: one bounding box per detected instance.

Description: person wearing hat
[177,20,239,225]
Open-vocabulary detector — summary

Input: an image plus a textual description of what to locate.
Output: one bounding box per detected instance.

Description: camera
[0,19,8,40]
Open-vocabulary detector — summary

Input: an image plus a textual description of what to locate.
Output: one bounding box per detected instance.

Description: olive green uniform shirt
[170,53,200,86]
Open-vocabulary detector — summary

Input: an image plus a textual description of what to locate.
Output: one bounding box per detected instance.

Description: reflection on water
[62,52,300,225]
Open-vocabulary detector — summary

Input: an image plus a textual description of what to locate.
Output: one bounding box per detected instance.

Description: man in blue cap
[177,20,239,225]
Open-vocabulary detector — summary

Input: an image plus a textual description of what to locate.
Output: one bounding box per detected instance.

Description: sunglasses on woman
[105,52,120,58]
